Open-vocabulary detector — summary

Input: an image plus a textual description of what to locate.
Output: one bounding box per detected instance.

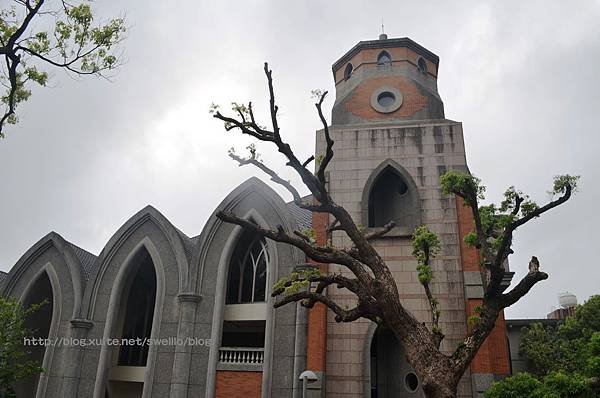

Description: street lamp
[299,370,319,398]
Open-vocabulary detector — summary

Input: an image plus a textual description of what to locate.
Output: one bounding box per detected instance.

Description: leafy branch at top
[0,0,126,137]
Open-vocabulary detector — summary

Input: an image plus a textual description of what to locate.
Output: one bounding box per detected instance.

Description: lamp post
[299,370,319,398]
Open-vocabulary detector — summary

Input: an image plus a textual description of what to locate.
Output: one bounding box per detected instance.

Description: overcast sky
[1,0,599,319]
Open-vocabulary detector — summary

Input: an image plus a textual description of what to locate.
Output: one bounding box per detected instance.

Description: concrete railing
[219,347,264,365]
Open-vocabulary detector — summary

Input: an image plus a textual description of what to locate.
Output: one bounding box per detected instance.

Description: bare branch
[216,210,372,283]
[363,221,396,240]
[274,290,380,323]
[488,184,572,295]
[228,151,301,202]
[315,91,333,189]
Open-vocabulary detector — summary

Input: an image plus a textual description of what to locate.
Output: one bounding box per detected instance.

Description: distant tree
[210,63,579,398]
[0,0,126,137]
[486,296,600,397]
[0,296,46,398]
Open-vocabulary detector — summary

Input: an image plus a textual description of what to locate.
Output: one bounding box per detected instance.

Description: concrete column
[170,293,202,398]
[60,319,93,398]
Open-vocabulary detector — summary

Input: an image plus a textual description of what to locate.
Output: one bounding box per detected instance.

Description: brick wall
[215,371,262,398]
[456,197,511,376]
[306,208,329,371]
[344,76,428,121]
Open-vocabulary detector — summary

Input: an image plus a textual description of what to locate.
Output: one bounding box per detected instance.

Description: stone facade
[0,35,514,398]
[1,178,309,398]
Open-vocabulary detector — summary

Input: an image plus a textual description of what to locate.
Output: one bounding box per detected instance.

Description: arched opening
[367,165,418,229]
[344,63,353,80]
[377,51,392,66]
[220,227,268,370]
[226,230,268,305]
[108,248,157,398]
[417,57,428,74]
[370,327,424,397]
[13,271,53,398]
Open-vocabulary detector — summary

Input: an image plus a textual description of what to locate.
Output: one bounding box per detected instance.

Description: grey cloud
[1,0,598,319]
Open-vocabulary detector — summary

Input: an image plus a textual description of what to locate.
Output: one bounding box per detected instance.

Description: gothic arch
[361,158,422,235]
[192,176,299,293]
[363,323,425,397]
[17,264,62,398]
[82,205,188,319]
[1,232,84,318]
[377,50,392,65]
[196,177,302,398]
[92,238,166,398]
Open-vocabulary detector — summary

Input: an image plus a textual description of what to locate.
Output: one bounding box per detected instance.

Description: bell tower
[331,34,444,125]
[311,36,511,397]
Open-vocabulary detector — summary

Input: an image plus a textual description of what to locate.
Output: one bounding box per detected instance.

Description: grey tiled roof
[286,195,313,230]
[0,270,7,286]
[174,227,198,262]
[66,242,97,281]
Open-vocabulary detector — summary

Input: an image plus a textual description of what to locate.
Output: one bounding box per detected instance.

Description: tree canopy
[0,296,46,398]
[0,0,126,137]
[486,295,600,397]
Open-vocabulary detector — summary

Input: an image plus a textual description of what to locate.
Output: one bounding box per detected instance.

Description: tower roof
[332,37,439,75]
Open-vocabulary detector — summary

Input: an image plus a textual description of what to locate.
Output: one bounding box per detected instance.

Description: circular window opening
[377,91,396,107]
[405,372,419,392]
[418,57,428,74]
[370,86,403,113]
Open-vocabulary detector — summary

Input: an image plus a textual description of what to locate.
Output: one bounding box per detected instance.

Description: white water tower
[558,292,577,308]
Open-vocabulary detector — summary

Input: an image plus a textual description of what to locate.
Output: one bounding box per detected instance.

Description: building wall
[316,121,473,397]
[215,370,262,398]
[0,178,307,398]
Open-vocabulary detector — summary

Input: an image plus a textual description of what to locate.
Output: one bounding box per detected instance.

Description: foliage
[440,170,485,206]
[487,296,600,397]
[411,225,440,285]
[485,371,597,398]
[0,296,46,397]
[441,171,580,259]
[273,267,321,297]
[521,295,600,376]
[0,0,126,136]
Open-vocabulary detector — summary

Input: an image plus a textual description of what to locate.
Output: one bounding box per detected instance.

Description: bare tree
[0,0,126,137]
[210,63,578,398]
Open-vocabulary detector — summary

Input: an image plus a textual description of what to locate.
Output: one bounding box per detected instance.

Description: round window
[405,372,419,392]
[370,86,403,113]
[377,92,396,107]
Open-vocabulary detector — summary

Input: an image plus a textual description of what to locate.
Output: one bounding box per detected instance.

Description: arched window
[226,230,268,305]
[14,272,53,398]
[377,51,392,66]
[343,63,353,80]
[417,57,428,74]
[370,327,424,397]
[363,161,421,232]
[117,250,156,367]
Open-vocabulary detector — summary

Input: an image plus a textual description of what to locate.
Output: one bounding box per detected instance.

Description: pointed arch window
[343,63,353,80]
[14,271,53,398]
[377,51,392,66]
[362,161,422,234]
[226,230,268,305]
[117,250,156,367]
[418,57,428,74]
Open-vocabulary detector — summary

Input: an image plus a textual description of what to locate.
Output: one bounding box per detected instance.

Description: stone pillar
[170,292,202,398]
[60,319,94,398]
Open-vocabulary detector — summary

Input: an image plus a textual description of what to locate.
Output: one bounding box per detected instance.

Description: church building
[0,35,512,398]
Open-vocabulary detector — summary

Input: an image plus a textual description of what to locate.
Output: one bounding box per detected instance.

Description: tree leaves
[0,297,46,397]
[0,0,127,136]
